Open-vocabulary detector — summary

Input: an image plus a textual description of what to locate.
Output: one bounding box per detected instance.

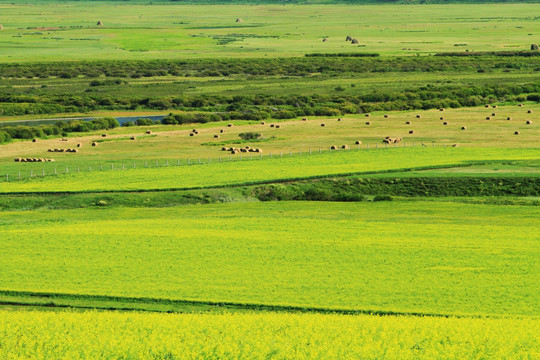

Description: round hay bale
[220,129,224,133]
[32,138,38,143]
[270,124,275,127]
[102,134,107,137]
[485,104,490,108]
[355,140,362,145]
[14,158,21,162]
[194,130,199,134]
[491,113,496,116]
[330,145,338,150]
[221,147,228,151]
[231,150,239,154]
[507,117,511,120]
[486,116,491,120]
[440,117,444,120]
[97,21,103,26]
[236,18,243,23]
[0,24,4,30]
[532,44,539,51]
[47,149,53,152]
[20,158,27,162]
[493,105,497,108]
[275,125,281,128]
[341,145,349,149]
[77,143,81,147]
[214,135,219,138]
[515,130,520,135]
[130,136,136,140]
[518,103,523,107]
[322,38,328,42]
[73,149,78,153]
[145,130,152,134]
[255,148,262,153]
[439,108,444,111]
[416,114,421,118]
[528,110,532,114]
[302,118,307,121]
[228,123,233,127]
[321,123,326,127]
[365,113,370,117]
[405,121,411,125]
[408,130,414,134]
[189,133,194,137]
[48,159,55,162]
[365,121,371,125]
[261,121,266,125]
[452,144,458,147]
[461,126,467,130]
[443,122,448,125]
[337,118,342,121]
[526,120,532,124]
[384,114,389,118]
[346,36,352,41]
[192,129,198,132]
[351,38,359,44]
[245,146,251,150]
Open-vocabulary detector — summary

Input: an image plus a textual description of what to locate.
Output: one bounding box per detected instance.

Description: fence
[0,141,448,183]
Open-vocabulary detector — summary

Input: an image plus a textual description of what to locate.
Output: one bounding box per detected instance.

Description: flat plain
[0,2,539,359]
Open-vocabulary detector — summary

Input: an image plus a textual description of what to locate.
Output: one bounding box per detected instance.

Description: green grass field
[1,2,539,359]
[2,2,540,61]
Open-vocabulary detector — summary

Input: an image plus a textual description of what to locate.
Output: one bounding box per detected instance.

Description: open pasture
[1,201,538,316]
[0,310,538,360]
[1,3,540,61]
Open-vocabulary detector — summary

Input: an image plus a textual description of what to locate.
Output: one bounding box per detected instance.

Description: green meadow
[1,1,539,359]
[2,2,540,61]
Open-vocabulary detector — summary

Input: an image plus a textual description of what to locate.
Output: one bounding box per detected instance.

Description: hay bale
[337,118,342,121]
[452,144,458,147]
[443,122,448,125]
[507,117,512,120]
[20,158,27,162]
[0,24,3,30]
[14,158,21,162]
[73,149,78,153]
[130,136,136,140]
[32,138,38,143]
[485,104,490,108]
[351,38,359,44]
[322,38,328,42]
[355,140,362,145]
[236,18,243,23]
[189,133,194,136]
[240,148,248,153]
[440,117,444,120]
[321,123,326,127]
[365,121,371,125]
[439,108,444,111]
[532,44,539,51]
[47,149,53,152]
[47,159,55,162]
[192,129,198,132]
[416,114,421,118]
[515,130,520,135]
[61,138,67,141]
[194,130,199,134]
[405,121,411,125]
[97,21,103,26]
[221,147,228,151]
[528,110,532,113]
[302,118,307,121]
[275,125,281,128]
[365,113,370,117]
[220,129,224,133]
[255,148,262,153]
[228,123,233,127]
[231,150,239,154]
[526,120,532,124]
[409,130,414,134]
[77,143,81,147]
[214,135,219,138]
[59,149,65,152]
[461,126,467,130]
[486,116,491,120]
[518,103,523,107]
[261,121,266,125]
[145,130,152,134]
[346,36,352,41]
[341,145,349,149]
[245,146,251,150]
[92,142,98,146]
[493,105,497,108]
[492,113,496,116]
[384,114,389,118]
[102,134,107,137]
[270,124,275,127]
[330,145,338,150]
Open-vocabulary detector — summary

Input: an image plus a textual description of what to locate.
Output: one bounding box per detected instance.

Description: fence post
[54,169,56,175]
[77,166,80,172]
[111,164,114,170]
[18,171,21,179]
[309,148,311,155]
[290,149,292,156]
[177,160,179,166]
[89,166,92,172]
[375,144,378,149]
[145,161,147,167]
[198,158,201,164]
[280,152,283,158]
[100,165,103,170]
[413,142,415,147]
[66,167,68,173]
[166,160,168,166]
[260,153,262,159]
[433,142,435,148]
[133,162,136,168]
[367,144,369,150]
[156,161,158,167]
[219,157,221,162]
[188,159,190,165]
[122,163,124,169]
[42,169,44,177]
[299,149,301,155]
[30,170,33,177]
[270,152,272,158]
[250,154,252,160]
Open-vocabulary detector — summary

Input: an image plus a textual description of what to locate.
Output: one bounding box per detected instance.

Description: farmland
[1,1,539,359]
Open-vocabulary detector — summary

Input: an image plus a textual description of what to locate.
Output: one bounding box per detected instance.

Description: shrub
[239,132,262,140]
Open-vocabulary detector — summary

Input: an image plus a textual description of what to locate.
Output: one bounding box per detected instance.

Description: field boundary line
[0,290,524,319]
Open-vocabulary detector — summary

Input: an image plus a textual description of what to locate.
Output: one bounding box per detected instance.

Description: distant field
[1,3,540,61]
[0,310,538,360]
[1,201,538,316]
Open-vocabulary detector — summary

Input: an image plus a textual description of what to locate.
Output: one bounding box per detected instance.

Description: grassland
[1,2,539,359]
[2,3,540,61]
